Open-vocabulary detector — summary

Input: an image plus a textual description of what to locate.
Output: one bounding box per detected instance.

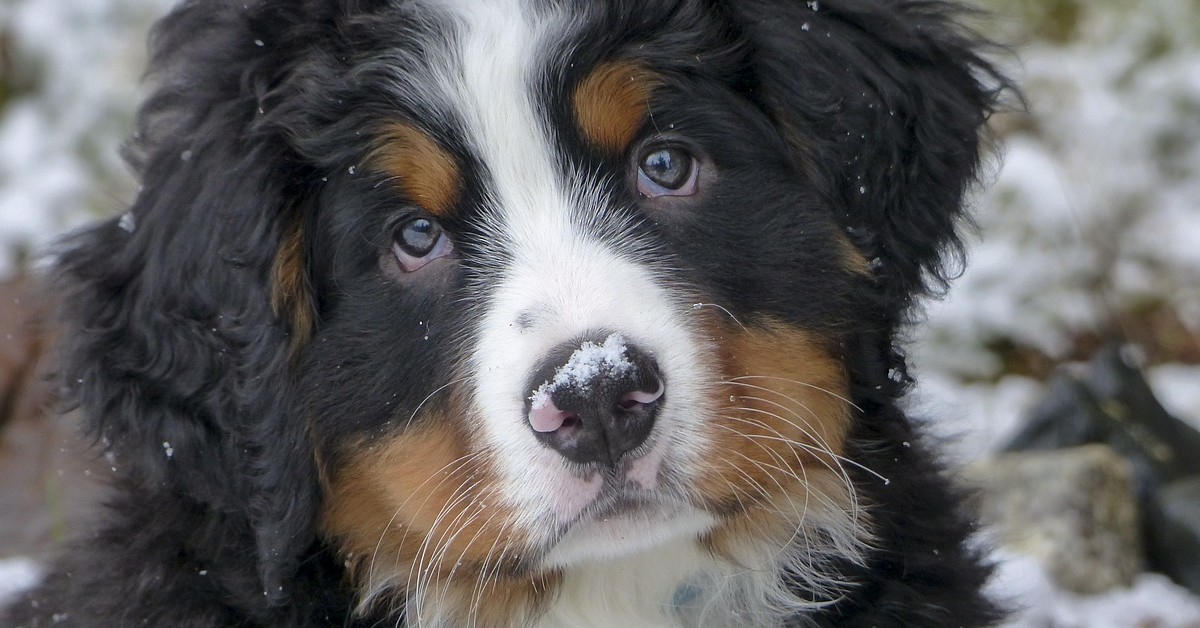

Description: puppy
[4,0,1009,626]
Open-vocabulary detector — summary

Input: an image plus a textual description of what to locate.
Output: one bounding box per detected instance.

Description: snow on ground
[1151,365,1200,432]
[1,0,1198,624]
[0,557,40,606]
[991,551,1200,628]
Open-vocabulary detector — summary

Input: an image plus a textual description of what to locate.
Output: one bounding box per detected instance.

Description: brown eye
[392,217,452,272]
[637,146,698,198]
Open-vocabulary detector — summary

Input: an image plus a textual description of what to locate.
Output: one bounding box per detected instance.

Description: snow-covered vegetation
[912,0,1200,456]
[0,0,169,274]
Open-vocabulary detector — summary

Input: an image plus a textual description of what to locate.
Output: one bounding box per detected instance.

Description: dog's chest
[531,540,778,628]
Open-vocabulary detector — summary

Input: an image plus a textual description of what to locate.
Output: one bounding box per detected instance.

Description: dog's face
[55,0,1002,623]
[299,0,867,597]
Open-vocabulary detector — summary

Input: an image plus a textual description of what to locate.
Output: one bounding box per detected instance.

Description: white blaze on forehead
[424,0,570,225]
[425,0,713,541]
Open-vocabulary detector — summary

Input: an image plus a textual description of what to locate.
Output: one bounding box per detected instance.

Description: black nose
[525,333,664,466]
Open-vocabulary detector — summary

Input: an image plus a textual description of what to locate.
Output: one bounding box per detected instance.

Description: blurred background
[1,0,1198,625]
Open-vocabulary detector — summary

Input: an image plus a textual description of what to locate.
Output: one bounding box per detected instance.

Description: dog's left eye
[637,145,698,198]
[392,217,453,272]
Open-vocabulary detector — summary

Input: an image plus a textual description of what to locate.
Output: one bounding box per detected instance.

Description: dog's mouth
[567,483,669,524]
[536,476,715,569]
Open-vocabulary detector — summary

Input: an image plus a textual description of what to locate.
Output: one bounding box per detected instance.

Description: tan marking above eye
[573,61,660,153]
[370,122,461,216]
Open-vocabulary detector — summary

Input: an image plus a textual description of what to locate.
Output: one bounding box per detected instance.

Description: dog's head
[56,0,1004,621]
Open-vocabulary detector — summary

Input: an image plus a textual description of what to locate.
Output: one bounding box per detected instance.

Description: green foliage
[987,0,1083,43]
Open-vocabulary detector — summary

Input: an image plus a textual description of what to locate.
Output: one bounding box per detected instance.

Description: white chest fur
[534,539,790,628]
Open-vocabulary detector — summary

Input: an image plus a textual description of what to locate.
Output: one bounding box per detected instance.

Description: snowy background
[1,0,1198,625]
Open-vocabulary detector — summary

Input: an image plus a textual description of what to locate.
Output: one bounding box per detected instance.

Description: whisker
[702,445,822,577]
[714,436,797,497]
[409,376,468,423]
[725,393,841,464]
[722,381,860,488]
[714,420,808,480]
[430,493,503,619]
[712,447,776,501]
[721,406,848,482]
[690,302,748,331]
[723,394,890,486]
[723,409,842,467]
[425,475,489,577]
[715,411,862,516]
[708,456,754,514]
[468,513,516,622]
[728,375,864,413]
[368,450,485,593]
[408,475,481,618]
[712,421,852,518]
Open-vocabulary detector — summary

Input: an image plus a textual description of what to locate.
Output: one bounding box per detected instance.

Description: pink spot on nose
[529,399,577,433]
[617,380,665,411]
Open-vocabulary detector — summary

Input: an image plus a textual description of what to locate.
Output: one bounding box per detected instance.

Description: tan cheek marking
[322,417,519,576]
[693,320,853,514]
[573,61,660,153]
[319,405,554,623]
[271,218,314,355]
[701,470,856,561]
[370,123,461,216]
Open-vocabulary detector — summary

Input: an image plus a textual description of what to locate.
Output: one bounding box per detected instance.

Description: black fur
[5,0,1011,626]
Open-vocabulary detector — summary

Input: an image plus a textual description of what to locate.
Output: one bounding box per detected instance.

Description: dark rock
[967,444,1143,594]
[1146,477,1200,595]
[1004,344,1200,489]
[1003,344,1200,595]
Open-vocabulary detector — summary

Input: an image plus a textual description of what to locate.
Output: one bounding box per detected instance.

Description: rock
[1001,344,1200,594]
[967,444,1143,595]
[1145,477,1200,596]
[1003,344,1200,492]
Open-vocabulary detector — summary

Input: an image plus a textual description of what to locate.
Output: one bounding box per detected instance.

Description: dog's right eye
[392,217,453,272]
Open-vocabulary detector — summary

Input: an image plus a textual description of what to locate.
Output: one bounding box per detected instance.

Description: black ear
[53,0,325,603]
[730,0,1010,310]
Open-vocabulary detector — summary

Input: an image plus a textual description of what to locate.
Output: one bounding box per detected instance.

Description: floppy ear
[729,0,1009,309]
[53,0,325,603]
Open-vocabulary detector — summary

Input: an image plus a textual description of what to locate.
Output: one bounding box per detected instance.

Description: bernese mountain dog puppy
[4,0,1011,626]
